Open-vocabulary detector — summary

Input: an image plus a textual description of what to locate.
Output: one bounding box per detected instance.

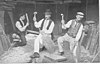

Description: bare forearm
[62,24,67,29]
[19,25,28,32]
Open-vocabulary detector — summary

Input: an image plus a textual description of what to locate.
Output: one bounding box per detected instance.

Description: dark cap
[45,9,52,15]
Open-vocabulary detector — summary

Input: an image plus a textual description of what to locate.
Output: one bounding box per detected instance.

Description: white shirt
[34,19,54,34]
[16,20,26,32]
[62,20,83,41]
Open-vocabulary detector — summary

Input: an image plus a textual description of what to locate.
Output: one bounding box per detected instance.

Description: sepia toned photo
[0,0,99,63]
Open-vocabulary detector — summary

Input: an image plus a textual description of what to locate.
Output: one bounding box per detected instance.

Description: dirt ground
[0,40,99,63]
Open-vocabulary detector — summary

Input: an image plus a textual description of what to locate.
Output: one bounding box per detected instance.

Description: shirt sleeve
[75,24,83,41]
[45,21,55,34]
[16,21,24,32]
[34,19,44,28]
[62,20,72,29]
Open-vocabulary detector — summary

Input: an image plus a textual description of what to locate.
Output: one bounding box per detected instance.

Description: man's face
[20,15,25,20]
[45,14,51,19]
[76,15,84,21]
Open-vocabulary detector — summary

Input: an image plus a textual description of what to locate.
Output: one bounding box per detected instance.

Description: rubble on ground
[0,41,99,63]
[79,46,94,62]
[0,46,33,63]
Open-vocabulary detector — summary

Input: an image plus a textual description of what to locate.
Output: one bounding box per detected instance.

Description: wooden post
[0,11,5,55]
[8,11,16,32]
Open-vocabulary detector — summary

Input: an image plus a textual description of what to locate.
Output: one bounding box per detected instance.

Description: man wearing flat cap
[31,9,55,58]
[57,12,84,62]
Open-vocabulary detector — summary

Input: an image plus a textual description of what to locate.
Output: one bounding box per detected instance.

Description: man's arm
[45,22,55,34]
[33,11,43,28]
[62,20,72,29]
[16,21,28,32]
[75,24,83,41]
[34,19,44,28]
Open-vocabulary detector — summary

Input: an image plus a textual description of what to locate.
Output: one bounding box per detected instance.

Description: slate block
[44,53,67,62]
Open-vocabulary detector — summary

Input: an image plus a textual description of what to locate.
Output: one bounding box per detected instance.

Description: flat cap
[77,12,84,16]
[45,9,52,15]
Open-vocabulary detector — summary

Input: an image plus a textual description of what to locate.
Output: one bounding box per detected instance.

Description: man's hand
[33,17,36,22]
[34,12,37,15]
[61,20,65,25]
[33,12,37,22]
[61,14,65,24]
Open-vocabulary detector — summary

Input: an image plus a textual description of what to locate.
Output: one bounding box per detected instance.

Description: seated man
[31,9,55,58]
[57,12,84,62]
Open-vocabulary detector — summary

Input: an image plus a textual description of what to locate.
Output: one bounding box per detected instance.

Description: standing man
[15,13,29,46]
[57,12,84,62]
[31,9,55,58]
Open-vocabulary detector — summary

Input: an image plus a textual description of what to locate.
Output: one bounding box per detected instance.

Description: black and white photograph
[0,0,99,63]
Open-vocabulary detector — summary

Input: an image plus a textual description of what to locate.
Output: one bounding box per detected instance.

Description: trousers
[57,33,79,62]
[58,33,79,53]
[19,32,27,46]
[34,34,55,53]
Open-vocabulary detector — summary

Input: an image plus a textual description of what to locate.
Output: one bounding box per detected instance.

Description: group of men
[14,9,96,62]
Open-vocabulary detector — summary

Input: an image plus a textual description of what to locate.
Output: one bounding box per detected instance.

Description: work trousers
[57,33,79,62]
[19,32,27,46]
[34,34,55,53]
[58,33,79,54]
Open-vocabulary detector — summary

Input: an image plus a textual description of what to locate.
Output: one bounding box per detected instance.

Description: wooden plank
[27,30,39,34]
[77,32,85,62]
[44,53,67,62]
[89,26,98,55]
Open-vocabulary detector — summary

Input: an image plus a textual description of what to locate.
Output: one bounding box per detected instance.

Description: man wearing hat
[57,12,84,62]
[31,9,55,58]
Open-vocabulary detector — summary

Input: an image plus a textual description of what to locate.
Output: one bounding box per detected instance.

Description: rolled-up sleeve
[45,22,55,34]
[16,21,24,32]
[62,20,72,29]
[75,24,83,41]
[34,19,44,28]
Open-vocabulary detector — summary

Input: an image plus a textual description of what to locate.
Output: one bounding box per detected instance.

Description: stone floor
[0,38,99,63]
